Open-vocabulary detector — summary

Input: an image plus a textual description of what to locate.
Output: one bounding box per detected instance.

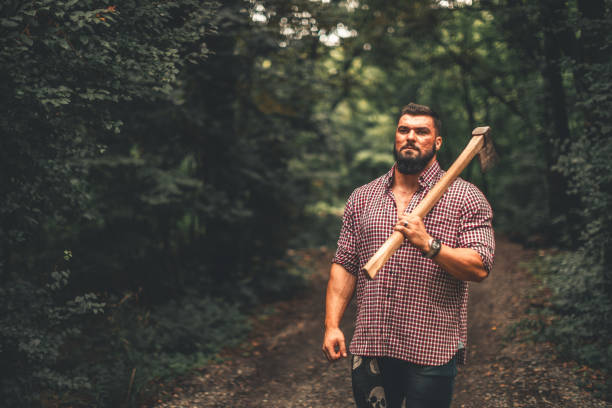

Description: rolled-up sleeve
[457,186,495,274]
[331,192,360,276]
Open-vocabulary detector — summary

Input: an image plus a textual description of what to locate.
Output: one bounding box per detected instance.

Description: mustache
[400,143,420,153]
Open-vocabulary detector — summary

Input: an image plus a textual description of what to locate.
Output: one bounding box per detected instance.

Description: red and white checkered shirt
[332,160,495,366]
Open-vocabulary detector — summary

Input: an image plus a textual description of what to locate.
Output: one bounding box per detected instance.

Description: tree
[0,0,216,404]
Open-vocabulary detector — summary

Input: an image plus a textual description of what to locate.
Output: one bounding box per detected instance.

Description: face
[393,114,442,174]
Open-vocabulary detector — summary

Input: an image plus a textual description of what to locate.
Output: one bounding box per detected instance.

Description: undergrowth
[506,252,612,401]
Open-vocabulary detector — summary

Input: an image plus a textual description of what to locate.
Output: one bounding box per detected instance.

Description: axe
[362,126,497,279]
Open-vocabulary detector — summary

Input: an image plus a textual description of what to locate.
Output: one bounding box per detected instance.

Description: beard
[393,143,437,175]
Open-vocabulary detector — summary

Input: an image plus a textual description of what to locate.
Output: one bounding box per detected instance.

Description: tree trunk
[538,0,579,244]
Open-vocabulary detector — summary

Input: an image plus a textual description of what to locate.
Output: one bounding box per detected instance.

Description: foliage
[530,0,611,390]
[555,55,612,267]
[0,0,216,249]
[543,254,612,369]
[115,294,250,405]
[520,253,612,400]
[0,260,104,405]
[1,0,611,405]
[0,0,218,405]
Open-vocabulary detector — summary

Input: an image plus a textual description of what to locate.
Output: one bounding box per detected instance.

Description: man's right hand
[322,327,347,361]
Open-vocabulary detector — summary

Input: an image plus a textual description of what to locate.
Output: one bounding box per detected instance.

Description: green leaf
[1,19,20,28]
[59,39,71,50]
[20,34,33,47]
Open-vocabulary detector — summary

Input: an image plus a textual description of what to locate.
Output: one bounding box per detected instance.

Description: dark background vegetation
[1,0,610,406]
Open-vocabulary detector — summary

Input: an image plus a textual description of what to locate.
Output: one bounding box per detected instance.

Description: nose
[405,129,417,141]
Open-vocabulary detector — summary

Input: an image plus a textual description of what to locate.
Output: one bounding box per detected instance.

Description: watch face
[425,239,441,258]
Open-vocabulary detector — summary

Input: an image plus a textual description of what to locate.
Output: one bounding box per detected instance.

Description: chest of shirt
[356,187,462,253]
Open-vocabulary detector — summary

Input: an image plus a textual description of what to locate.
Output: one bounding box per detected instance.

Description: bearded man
[322,103,495,408]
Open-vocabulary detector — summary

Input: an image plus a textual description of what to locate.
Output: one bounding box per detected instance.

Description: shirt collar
[385,160,442,190]
[419,160,442,187]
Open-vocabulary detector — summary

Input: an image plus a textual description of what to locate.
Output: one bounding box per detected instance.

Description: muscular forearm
[325,263,356,329]
[322,263,356,361]
[432,245,488,282]
[395,214,488,282]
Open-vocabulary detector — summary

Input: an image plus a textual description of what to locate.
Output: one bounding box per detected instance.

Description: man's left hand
[394,214,430,252]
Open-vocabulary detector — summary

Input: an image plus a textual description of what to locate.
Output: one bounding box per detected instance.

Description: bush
[0,262,104,406]
[111,294,251,405]
[541,252,612,370]
[522,252,612,401]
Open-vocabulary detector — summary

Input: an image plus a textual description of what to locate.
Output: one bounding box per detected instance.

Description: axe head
[472,126,498,172]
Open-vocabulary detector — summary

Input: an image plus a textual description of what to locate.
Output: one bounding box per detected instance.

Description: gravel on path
[152,238,610,408]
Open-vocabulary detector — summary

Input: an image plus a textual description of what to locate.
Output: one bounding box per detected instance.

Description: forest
[1,0,610,406]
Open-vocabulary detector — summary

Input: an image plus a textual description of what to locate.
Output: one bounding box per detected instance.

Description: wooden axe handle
[362,126,490,279]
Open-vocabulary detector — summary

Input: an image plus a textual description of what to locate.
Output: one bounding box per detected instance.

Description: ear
[435,135,442,151]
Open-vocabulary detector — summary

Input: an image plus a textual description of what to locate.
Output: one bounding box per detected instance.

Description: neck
[393,158,436,191]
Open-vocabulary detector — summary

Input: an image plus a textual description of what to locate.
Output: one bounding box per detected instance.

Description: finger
[395,218,409,228]
[323,342,338,361]
[339,340,347,358]
[329,342,341,360]
[397,214,410,223]
[394,224,410,233]
[321,345,330,361]
[393,226,408,239]
[322,342,335,361]
[408,215,423,225]
[397,215,417,226]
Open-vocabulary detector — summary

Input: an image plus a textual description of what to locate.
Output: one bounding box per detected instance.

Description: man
[322,103,495,408]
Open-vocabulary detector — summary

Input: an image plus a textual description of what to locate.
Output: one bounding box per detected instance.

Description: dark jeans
[351,354,457,408]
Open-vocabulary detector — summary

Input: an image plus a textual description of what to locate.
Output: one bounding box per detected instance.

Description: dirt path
[153,238,610,408]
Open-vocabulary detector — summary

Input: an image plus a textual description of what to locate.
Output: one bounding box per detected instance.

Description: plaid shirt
[332,161,494,366]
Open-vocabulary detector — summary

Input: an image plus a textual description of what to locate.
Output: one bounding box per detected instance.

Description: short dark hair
[398,103,442,136]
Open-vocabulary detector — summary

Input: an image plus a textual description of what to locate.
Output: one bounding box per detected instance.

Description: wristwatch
[424,238,441,259]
